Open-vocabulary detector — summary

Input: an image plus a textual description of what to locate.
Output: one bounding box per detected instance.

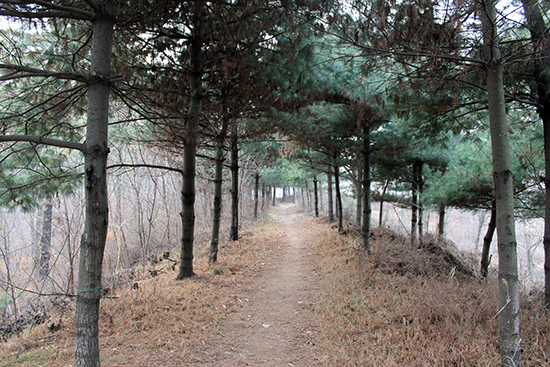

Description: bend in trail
[200,204,321,366]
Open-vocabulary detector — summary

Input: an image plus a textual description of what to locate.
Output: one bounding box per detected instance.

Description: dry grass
[1,210,549,367]
[311,226,549,367]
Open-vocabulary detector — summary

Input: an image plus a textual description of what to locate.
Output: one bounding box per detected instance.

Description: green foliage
[0,292,13,310]
[0,144,82,211]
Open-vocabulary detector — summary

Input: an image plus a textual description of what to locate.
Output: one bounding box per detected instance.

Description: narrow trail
[206,204,320,366]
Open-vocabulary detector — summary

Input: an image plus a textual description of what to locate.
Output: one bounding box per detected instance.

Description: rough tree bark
[482,1,522,364]
[178,2,204,279]
[75,2,113,366]
[521,0,550,309]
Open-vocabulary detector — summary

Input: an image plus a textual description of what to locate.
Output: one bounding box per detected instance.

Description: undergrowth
[312,226,549,367]
[1,209,548,366]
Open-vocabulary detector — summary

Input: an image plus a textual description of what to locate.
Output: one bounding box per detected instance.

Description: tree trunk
[209,152,223,263]
[313,175,319,217]
[362,122,371,254]
[319,182,324,213]
[230,123,239,241]
[521,0,550,308]
[327,168,334,223]
[254,173,259,220]
[438,204,446,238]
[305,181,310,211]
[379,180,389,227]
[262,182,265,212]
[411,161,419,247]
[272,186,276,206]
[357,158,363,226]
[38,197,53,279]
[481,200,497,279]
[75,2,113,366]
[334,164,343,232]
[418,162,424,242]
[482,1,522,364]
[177,4,204,279]
[209,114,228,263]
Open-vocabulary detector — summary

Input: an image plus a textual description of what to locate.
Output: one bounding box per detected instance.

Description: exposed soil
[198,204,320,366]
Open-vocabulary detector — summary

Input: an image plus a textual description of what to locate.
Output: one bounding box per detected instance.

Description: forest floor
[1,204,550,366]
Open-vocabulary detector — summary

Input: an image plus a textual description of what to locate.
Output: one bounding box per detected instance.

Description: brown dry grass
[1,208,549,367]
[311,226,550,367]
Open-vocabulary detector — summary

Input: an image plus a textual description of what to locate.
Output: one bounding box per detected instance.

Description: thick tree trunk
[327,169,334,223]
[313,176,319,217]
[230,123,239,241]
[362,122,371,254]
[178,4,204,279]
[521,0,550,308]
[38,197,53,279]
[254,173,259,220]
[334,164,343,232]
[272,186,276,206]
[481,200,497,279]
[482,2,522,365]
[75,2,113,366]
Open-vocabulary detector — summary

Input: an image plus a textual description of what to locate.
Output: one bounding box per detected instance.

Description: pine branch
[107,163,183,175]
[0,63,88,82]
[0,134,85,151]
[0,1,93,20]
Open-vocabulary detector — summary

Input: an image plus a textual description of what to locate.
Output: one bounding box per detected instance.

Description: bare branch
[0,134,85,151]
[107,163,183,175]
[0,63,88,83]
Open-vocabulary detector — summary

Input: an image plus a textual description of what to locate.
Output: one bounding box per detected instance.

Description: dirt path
[206,205,320,366]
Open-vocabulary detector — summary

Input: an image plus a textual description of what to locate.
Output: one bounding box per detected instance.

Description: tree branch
[107,163,183,175]
[0,63,89,83]
[0,1,93,20]
[0,135,85,152]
